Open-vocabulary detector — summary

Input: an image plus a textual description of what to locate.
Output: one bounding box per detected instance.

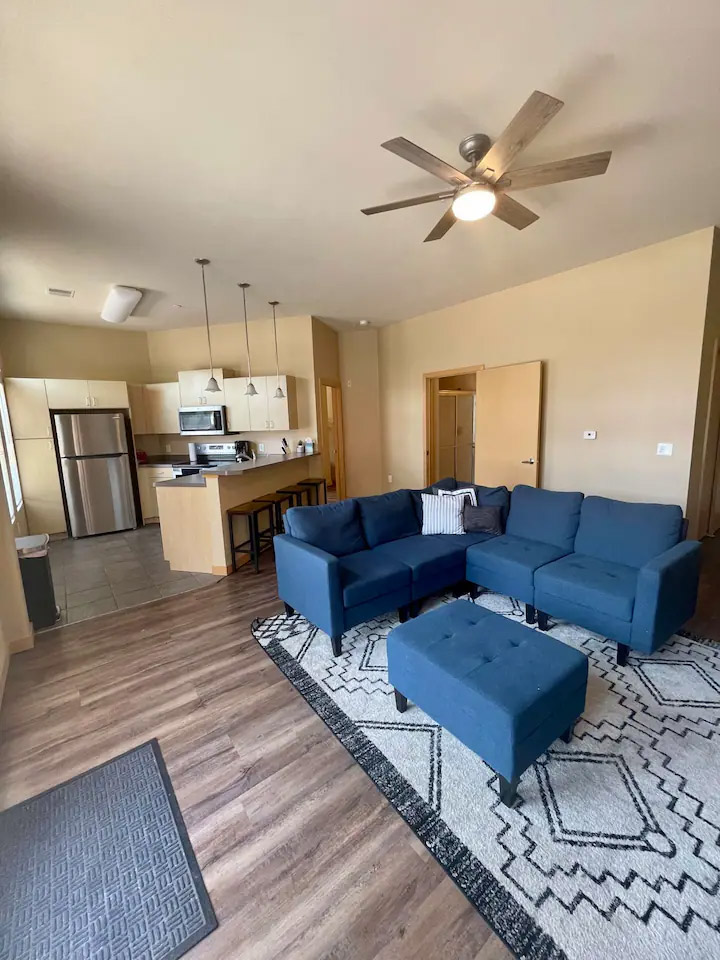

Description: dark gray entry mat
[0,739,217,960]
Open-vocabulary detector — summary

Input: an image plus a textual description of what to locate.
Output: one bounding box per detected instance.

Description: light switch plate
[583,430,597,440]
[657,442,673,456]
[258,442,265,453]
[387,474,393,484]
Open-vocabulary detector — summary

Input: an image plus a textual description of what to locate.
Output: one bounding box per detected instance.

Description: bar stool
[253,490,295,534]
[298,476,328,505]
[276,484,312,508]
[228,501,275,573]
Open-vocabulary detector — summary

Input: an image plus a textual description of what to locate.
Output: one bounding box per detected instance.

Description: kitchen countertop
[154,450,320,488]
[137,455,190,468]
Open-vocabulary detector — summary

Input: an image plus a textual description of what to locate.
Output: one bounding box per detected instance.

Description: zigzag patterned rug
[252,592,720,960]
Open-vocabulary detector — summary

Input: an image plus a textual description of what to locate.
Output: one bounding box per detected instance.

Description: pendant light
[195,258,220,393]
[269,300,285,399]
[238,282,257,396]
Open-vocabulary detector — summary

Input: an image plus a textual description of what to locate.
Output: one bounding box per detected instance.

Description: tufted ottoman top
[387,600,588,743]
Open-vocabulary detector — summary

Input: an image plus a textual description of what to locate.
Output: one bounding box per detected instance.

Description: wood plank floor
[0,565,511,960]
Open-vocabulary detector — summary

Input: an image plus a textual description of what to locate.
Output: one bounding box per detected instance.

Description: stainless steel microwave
[178,405,230,436]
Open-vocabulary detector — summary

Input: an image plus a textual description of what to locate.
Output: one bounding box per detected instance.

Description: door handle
[521,458,536,464]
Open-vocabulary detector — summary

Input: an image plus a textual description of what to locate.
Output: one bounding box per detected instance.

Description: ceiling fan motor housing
[458,133,492,167]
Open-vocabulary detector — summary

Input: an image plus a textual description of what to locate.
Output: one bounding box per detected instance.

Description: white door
[145,383,181,434]
[14,438,66,534]
[5,378,52,439]
[88,380,129,408]
[45,379,90,408]
[248,376,269,430]
[224,378,251,431]
[267,376,289,430]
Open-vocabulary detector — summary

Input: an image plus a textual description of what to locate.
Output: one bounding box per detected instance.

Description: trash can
[15,534,59,630]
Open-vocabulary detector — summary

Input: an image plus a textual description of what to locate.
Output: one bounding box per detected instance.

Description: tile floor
[49,525,223,626]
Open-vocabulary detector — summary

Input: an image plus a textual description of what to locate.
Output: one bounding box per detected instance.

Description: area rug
[0,740,217,960]
[252,592,720,960]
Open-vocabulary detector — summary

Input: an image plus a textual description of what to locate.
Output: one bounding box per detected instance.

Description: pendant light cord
[271,301,280,383]
[200,261,215,378]
[242,285,252,380]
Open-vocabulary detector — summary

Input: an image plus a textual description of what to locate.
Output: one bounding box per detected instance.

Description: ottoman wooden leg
[498,774,520,808]
[536,611,550,632]
[616,642,629,666]
[561,721,574,744]
[331,635,343,657]
[283,602,295,616]
[525,603,536,625]
[394,690,408,713]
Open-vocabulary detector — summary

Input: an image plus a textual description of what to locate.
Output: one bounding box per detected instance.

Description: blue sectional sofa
[274,479,701,663]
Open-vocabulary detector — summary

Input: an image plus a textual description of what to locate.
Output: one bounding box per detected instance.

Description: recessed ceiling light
[359,319,370,327]
[173,303,183,308]
[47,287,75,298]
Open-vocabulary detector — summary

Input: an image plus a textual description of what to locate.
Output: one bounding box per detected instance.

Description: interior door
[474,361,542,488]
[455,394,475,482]
[437,395,456,479]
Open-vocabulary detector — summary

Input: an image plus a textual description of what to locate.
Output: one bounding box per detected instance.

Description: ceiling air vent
[47,287,75,298]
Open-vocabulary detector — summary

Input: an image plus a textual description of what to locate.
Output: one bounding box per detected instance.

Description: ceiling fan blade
[492,193,539,230]
[478,91,564,182]
[424,206,457,242]
[499,151,612,191]
[381,137,472,187]
[361,191,454,215]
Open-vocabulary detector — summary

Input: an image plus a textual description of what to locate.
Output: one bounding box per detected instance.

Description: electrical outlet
[583,430,597,440]
[387,474,393,484]
[258,442,265,453]
[657,442,673,457]
[165,444,172,453]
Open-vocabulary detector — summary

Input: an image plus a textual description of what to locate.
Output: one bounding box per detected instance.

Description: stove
[171,441,251,478]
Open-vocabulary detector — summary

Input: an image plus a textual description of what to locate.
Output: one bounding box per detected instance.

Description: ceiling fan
[361,90,612,242]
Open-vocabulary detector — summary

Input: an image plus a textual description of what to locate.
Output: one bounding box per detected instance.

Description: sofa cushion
[506,485,583,552]
[463,504,503,536]
[284,500,366,557]
[339,550,411,607]
[535,553,638,622]
[456,482,511,525]
[574,496,683,569]
[409,477,457,521]
[466,534,569,600]
[374,534,466,582]
[358,490,420,548]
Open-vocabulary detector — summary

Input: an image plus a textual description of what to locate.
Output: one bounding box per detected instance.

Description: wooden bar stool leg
[322,479,328,504]
[251,513,260,574]
[229,514,237,573]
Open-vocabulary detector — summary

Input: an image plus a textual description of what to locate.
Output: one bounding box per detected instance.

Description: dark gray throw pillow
[463,503,503,536]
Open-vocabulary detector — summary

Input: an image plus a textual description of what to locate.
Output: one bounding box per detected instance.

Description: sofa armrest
[631,540,701,652]
[274,534,344,639]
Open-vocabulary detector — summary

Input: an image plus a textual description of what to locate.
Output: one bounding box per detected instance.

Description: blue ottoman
[387,600,588,807]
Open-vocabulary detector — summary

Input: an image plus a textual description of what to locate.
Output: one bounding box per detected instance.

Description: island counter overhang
[155,452,322,575]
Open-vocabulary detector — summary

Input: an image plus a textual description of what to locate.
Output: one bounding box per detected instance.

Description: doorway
[437,376,476,483]
[319,380,346,500]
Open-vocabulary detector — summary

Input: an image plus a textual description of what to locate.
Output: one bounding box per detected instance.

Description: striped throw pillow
[421,492,465,535]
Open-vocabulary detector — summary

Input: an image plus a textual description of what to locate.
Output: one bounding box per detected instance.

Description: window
[0,382,23,522]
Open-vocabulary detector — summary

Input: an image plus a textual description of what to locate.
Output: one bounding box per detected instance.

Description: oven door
[178,406,227,435]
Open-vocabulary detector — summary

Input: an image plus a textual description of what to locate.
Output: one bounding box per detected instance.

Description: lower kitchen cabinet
[138,467,174,521]
[14,438,66,535]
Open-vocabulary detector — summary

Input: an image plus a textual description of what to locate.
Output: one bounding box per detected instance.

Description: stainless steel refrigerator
[54,412,137,537]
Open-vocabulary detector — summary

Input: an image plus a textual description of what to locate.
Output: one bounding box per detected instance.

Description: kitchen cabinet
[14,438,66,535]
[127,384,149,434]
[138,466,174,521]
[246,375,298,431]
[224,377,251,431]
[178,368,233,407]
[144,382,181,434]
[44,378,129,409]
[4,378,52,439]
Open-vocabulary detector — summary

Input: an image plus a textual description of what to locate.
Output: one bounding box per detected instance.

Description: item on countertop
[281,437,289,455]
[187,442,198,464]
[304,438,315,455]
[421,491,465,535]
[296,441,305,454]
[136,449,148,464]
[463,503,504,536]
[438,486,478,507]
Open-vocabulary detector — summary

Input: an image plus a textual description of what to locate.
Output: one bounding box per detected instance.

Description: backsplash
[134,430,313,458]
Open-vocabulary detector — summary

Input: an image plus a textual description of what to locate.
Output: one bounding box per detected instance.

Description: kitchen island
[155,451,322,574]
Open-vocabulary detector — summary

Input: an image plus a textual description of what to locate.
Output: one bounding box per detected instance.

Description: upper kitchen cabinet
[178,369,234,407]
[247,375,298,430]
[44,378,129,409]
[224,377,251,432]
[127,384,149,434]
[144,382,181,434]
[4,378,52,439]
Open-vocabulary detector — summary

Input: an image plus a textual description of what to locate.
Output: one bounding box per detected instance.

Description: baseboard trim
[212,564,233,576]
[9,632,34,654]
[0,648,9,708]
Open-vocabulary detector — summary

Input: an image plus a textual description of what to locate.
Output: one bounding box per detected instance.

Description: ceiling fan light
[245,380,258,397]
[205,376,221,393]
[451,184,496,221]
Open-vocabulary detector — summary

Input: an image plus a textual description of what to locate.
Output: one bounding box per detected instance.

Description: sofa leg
[468,584,481,600]
[616,642,629,667]
[398,605,410,623]
[283,602,295,616]
[525,604,536,625]
[560,721,574,744]
[394,689,408,713]
[498,774,520,808]
[536,611,549,632]
[451,582,465,599]
[330,635,343,657]
[409,599,423,619]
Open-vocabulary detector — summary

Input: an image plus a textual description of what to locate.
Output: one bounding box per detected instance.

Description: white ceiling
[1,0,719,330]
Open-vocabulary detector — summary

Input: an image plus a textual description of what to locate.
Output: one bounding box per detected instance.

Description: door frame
[423,365,484,486]
[319,379,346,500]
[687,338,720,538]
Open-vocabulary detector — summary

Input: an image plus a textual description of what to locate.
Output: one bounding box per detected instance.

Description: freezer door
[61,454,136,537]
[55,412,128,457]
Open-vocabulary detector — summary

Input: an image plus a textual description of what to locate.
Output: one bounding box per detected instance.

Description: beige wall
[380,229,715,509]
[0,317,152,382]
[339,328,383,497]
